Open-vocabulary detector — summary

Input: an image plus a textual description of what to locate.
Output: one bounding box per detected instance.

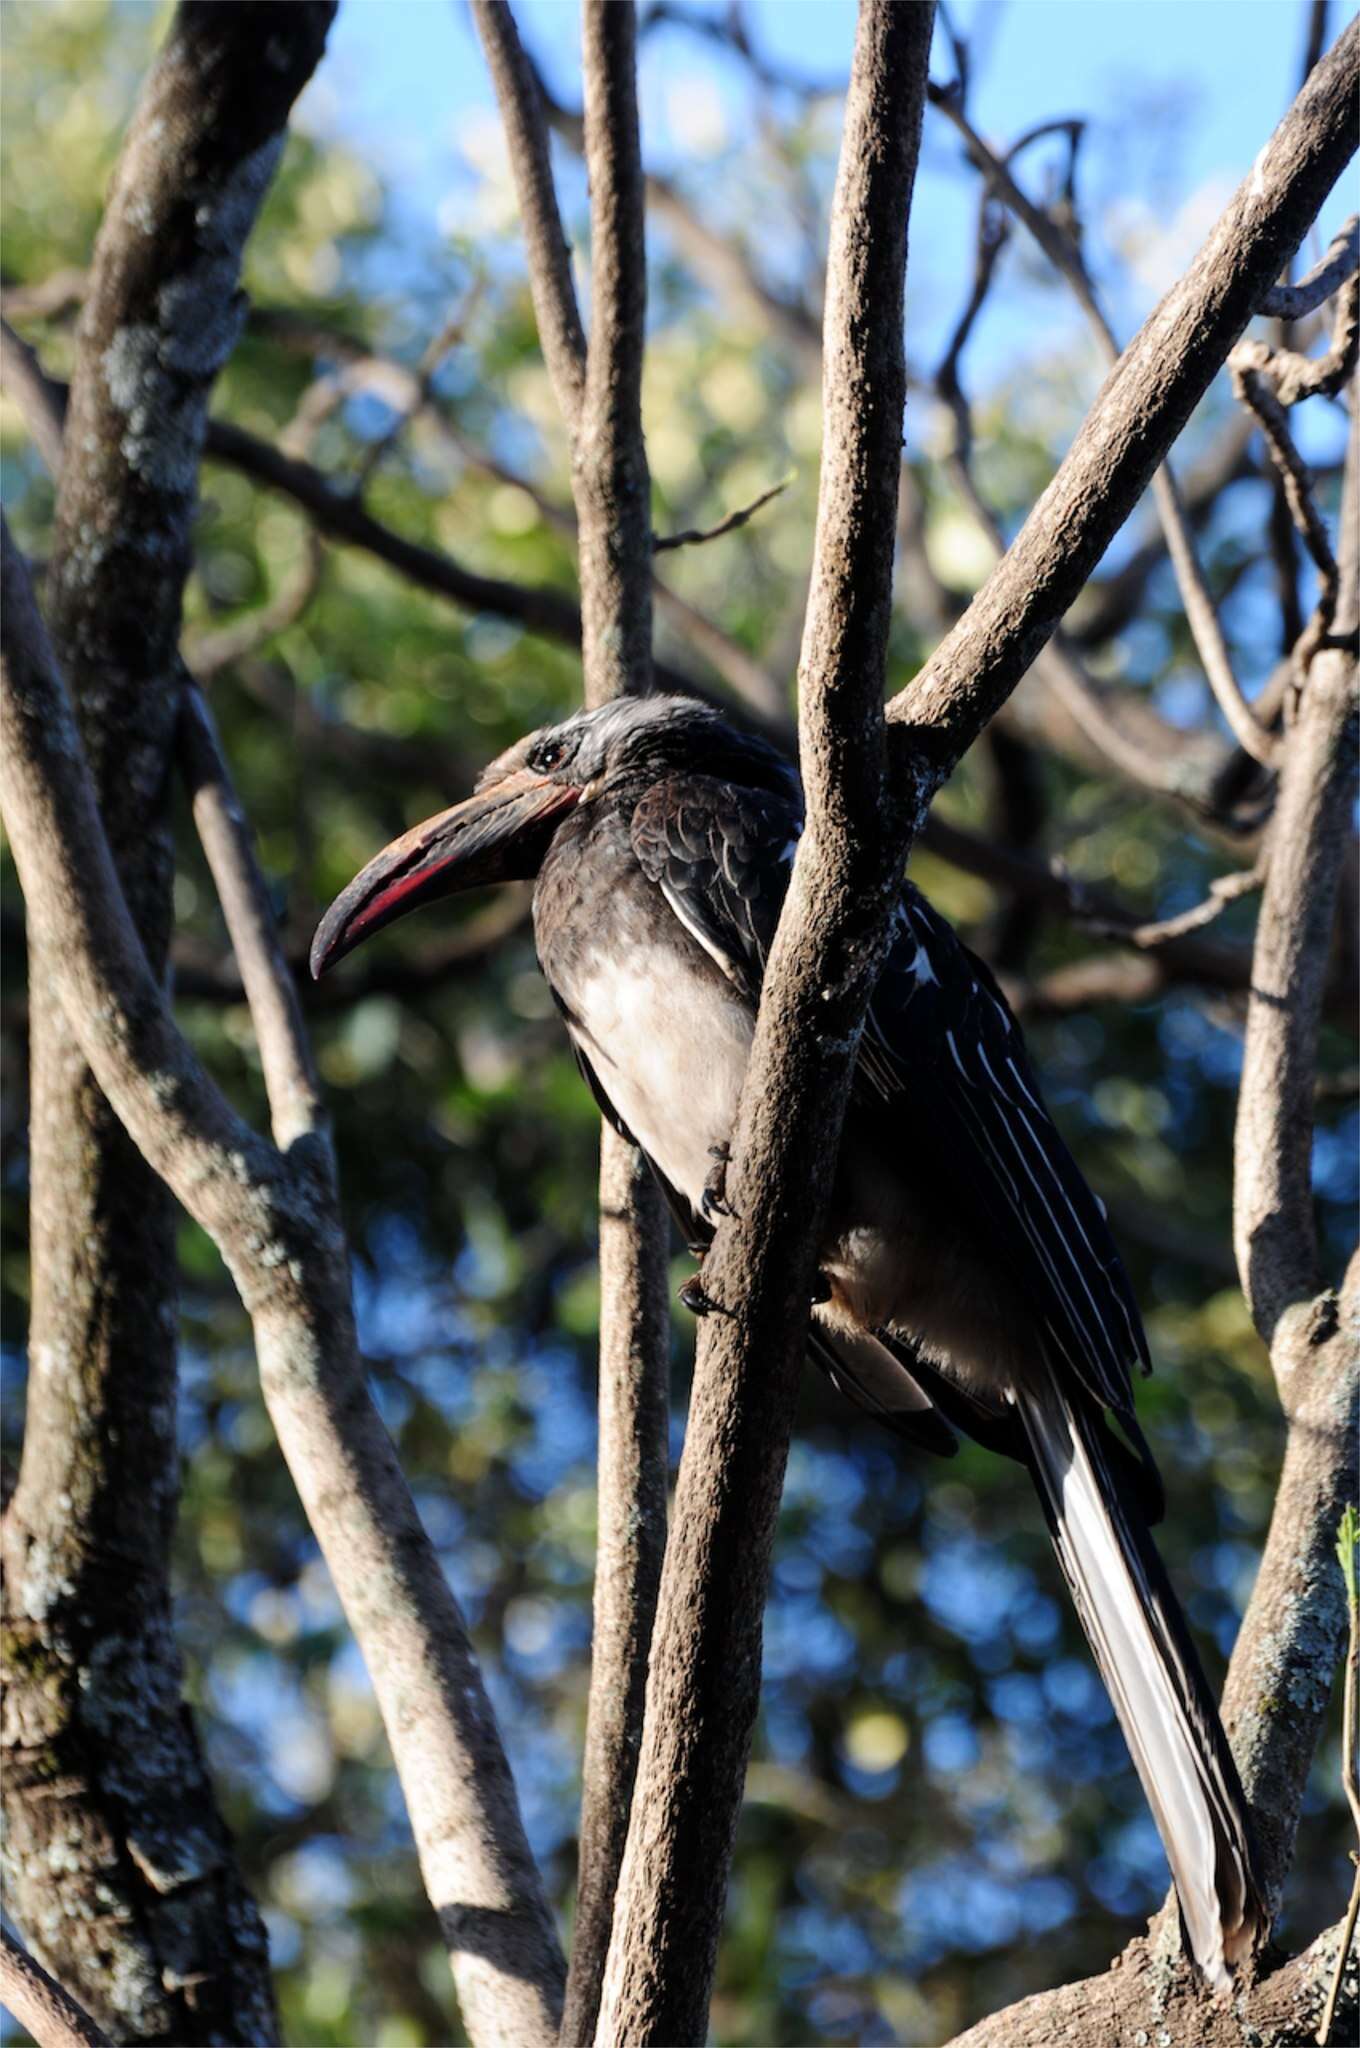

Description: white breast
[569,942,754,1210]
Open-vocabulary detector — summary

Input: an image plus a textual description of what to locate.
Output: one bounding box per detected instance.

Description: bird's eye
[530,738,567,773]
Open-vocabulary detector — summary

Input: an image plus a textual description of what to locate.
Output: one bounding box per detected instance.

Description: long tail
[1015,1367,1265,1987]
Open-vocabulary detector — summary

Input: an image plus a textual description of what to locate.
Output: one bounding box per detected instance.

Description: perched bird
[312,691,1264,1985]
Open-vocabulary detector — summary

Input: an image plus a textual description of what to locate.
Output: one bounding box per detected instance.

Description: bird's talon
[701,1142,735,1220]
[679,1274,731,1317]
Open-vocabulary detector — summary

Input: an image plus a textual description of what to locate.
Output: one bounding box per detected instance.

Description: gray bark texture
[2,7,331,2040]
[595,6,936,2040]
[0,524,568,2048]
[469,5,672,2038]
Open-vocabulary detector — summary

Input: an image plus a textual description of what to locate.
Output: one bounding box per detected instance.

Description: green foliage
[1,7,1355,2045]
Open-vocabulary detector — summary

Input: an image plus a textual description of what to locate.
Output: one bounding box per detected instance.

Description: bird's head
[309,692,793,978]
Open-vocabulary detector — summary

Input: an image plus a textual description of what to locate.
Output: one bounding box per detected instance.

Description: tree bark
[596,6,936,2039]
[2,8,331,2039]
[1,524,568,2048]
[470,8,673,2038]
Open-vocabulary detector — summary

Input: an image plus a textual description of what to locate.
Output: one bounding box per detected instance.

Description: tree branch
[471,8,671,2038]
[596,9,935,2039]
[1233,382,1358,1343]
[1259,211,1359,318]
[177,680,326,1150]
[0,1931,112,2048]
[0,522,566,2048]
[931,86,1279,767]
[2,8,335,2034]
[888,19,1359,788]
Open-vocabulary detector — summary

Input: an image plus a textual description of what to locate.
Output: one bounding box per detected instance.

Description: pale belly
[566,943,754,1211]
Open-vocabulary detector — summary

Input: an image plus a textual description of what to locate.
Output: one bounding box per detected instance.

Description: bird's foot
[679,1271,733,1317]
[700,1141,734,1221]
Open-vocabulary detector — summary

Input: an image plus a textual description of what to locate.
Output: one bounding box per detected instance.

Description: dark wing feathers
[862,884,1150,1419]
[631,774,797,1002]
[628,772,1148,1437]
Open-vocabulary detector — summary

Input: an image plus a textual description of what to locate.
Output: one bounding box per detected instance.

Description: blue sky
[302,1,1356,396]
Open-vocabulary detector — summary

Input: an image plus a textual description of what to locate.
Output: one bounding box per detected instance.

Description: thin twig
[1261,212,1359,319]
[1087,864,1264,949]
[653,472,793,551]
[1231,349,1343,691]
[930,88,1280,766]
[176,680,327,1151]
[1236,269,1360,405]
[889,21,1360,794]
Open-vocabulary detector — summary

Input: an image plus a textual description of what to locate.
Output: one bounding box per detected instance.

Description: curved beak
[310,767,580,978]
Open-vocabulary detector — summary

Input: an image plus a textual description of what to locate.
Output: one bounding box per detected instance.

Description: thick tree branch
[0,524,566,2048]
[2,9,334,2035]
[889,20,1358,789]
[596,9,935,2040]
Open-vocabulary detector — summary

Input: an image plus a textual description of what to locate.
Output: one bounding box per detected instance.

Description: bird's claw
[701,1141,734,1221]
[679,1272,732,1317]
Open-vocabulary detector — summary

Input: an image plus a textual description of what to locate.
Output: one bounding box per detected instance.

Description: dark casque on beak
[309,767,581,979]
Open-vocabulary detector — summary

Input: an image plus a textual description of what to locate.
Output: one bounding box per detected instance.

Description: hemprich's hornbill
[311,692,1265,1987]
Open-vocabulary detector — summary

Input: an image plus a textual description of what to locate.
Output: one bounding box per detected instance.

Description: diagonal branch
[889,19,1359,788]
[0,1931,112,2048]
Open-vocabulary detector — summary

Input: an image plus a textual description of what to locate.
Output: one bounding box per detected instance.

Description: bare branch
[941,1909,1357,2048]
[1237,267,1360,404]
[563,1137,670,2048]
[3,8,337,2032]
[1219,1257,1360,1916]
[1259,211,1359,317]
[0,315,66,475]
[597,10,935,2039]
[931,88,1279,767]
[889,20,1359,787]
[473,9,671,2038]
[1093,864,1263,948]
[528,51,824,380]
[1232,346,1344,690]
[577,0,654,702]
[653,472,793,551]
[0,1932,112,2048]
[177,682,326,1150]
[0,523,566,2048]
[186,526,325,679]
[1233,387,1358,1343]
[469,1,588,426]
